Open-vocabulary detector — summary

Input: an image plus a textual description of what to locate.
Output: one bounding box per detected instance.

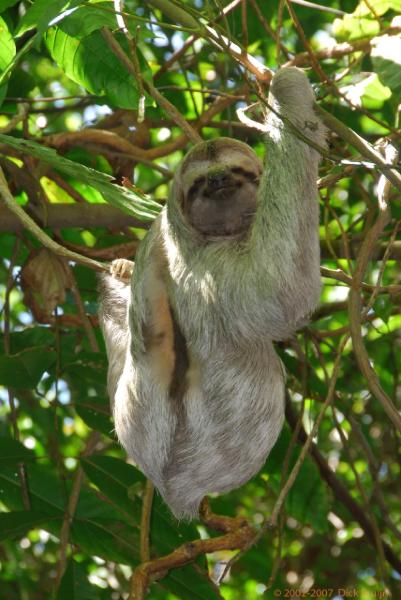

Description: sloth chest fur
[166,251,284,351]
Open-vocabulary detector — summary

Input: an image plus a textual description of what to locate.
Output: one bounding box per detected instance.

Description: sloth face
[177,139,262,240]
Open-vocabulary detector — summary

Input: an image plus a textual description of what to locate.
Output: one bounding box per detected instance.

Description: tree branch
[0,168,107,272]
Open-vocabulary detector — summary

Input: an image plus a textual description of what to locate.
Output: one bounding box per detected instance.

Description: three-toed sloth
[99,67,327,519]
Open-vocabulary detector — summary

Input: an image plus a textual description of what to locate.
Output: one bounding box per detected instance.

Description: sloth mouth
[201,215,254,240]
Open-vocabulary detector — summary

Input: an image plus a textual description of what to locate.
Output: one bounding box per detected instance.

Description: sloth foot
[110,258,134,282]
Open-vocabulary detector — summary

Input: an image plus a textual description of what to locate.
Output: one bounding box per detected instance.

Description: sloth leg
[98,259,134,402]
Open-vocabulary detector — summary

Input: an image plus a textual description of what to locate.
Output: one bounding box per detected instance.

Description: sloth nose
[207,171,231,190]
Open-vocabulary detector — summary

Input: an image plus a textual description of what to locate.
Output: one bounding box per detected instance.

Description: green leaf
[5,327,55,354]
[72,518,140,565]
[57,559,100,600]
[0,464,65,514]
[286,459,330,534]
[82,455,199,549]
[0,15,16,104]
[45,26,147,110]
[0,0,19,12]
[0,16,15,70]
[56,3,119,38]
[57,3,155,41]
[266,428,330,533]
[0,437,35,465]
[372,35,401,97]
[162,563,222,600]
[0,348,57,389]
[75,401,113,438]
[0,510,51,541]
[0,133,160,220]
[333,15,380,40]
[373,295,393,323]
[81,455,144,523]
[360,73,392,107]
[16,0,78,39]
[353,0,401,17]
[81,455,217,597]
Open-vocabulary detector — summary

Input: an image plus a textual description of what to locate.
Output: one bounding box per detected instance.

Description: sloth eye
[193,176,206,187]
[187,176,207,200]
[230,167,259,182]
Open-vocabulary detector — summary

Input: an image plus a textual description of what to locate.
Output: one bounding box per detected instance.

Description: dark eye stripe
[193,176,206,187]
[230,167,259,182]
[187,176,206,199]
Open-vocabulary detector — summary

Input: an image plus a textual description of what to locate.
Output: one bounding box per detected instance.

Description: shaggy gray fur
[98,67,326,519]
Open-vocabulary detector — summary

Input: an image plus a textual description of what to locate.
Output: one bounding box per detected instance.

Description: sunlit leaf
[0,15,16,103]
[45,27,151,110]
[372,34,401,97]
[333,15,380,40]
[0,133,160,220]
[16,0,80,38]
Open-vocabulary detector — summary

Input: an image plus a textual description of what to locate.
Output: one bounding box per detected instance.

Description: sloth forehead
[179,146,262,195]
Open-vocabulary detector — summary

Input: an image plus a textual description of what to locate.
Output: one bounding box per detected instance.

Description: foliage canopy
[0,1,401,599]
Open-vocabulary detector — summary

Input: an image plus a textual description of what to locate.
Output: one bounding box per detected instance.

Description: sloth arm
[129,216,184,395]
[250,67,327,339]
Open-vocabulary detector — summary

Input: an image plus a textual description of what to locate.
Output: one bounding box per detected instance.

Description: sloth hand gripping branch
[98,67,327,519]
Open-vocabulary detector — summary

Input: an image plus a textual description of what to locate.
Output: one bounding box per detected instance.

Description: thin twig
[0,103,29,133]
[3,240,31,510]
[331,407,388,581]
[147,0,272,81]
[54,431,101,590]
[100,27,202,144]
[348,144,401,433]
[315,105,401,193]
[289,0,345,15]
[286,402,401,574]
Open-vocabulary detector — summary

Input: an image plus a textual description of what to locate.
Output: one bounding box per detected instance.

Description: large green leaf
[161,563,222,600]
[75,399,113,438]
[15,0,79,38]
[0,133,160,220]
[286,458,330,534]
[0,16,15,70]
[0,510,54,541]
[0,0,20,12]
[0,464,65,514]
[81,456,218,599]
[82,455,200,548]
[0,462,141,564]
[0,437,36,465]
[71,518,140,565]
[266,428,331,533]
[57,559,100,600]
[0,348,57,389]
[0,15,16,104]
[56,3,121,38]
[81,455,145,523]
[45,26,145,110]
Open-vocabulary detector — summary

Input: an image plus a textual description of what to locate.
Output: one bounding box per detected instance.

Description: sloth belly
[113,343,285,519]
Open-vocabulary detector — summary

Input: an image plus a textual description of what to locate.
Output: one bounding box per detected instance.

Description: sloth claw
[110,258,134,282]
